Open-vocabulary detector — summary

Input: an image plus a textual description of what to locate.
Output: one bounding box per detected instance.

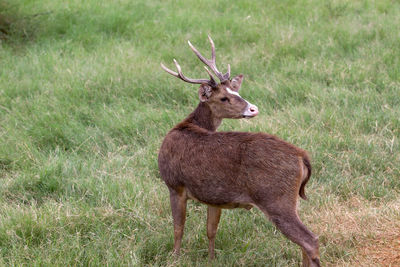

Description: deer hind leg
[207,206,222,260]
[260,206,320,267]
[169,187,188,256]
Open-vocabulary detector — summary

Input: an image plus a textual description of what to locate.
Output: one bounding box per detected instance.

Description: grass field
[1,0,399,266]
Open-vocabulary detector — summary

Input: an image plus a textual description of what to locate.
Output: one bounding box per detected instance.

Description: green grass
[1,0,399,265]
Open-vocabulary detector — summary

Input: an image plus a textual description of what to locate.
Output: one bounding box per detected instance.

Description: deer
[158,36,320,267]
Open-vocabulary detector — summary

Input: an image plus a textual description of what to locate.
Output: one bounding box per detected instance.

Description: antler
[161,59,216,86]
[161,36,231,85]
[188,35,230,82]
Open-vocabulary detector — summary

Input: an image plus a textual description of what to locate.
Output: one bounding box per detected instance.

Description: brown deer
[158,36,320,267]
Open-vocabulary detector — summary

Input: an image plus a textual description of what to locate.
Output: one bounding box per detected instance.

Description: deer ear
[230,74,244,92]
[198,84,213,102]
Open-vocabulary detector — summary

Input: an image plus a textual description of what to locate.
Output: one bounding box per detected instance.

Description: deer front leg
[169,187,188,256]
[207,206,222,260]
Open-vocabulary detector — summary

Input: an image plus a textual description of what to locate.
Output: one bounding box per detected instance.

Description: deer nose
[249,105,258,115]
[244,104,258,117]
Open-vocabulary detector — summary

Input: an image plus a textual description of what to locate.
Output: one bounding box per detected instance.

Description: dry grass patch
[304,195,400,266]
[354,199,400,267]
[357,230,400,267]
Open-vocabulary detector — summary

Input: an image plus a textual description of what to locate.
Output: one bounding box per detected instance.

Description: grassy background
[1,0,399,266]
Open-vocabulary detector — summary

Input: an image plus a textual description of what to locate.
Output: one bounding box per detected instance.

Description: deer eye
[220,97,228,102]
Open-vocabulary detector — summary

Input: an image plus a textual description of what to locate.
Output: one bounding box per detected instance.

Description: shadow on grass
[0,1,47,43]
[0,0,156,48]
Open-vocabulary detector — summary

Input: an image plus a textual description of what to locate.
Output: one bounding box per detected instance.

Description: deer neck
[186,102,222,132]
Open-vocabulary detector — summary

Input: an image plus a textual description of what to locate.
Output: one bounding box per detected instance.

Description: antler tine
[204,66,216,81]
[161,62,179,77]
[173,59,183,75]
[187,41,210,68]
[210,36,230,81]
[160,60,215,85]
[208,35,216,63]
[188,36,231,82]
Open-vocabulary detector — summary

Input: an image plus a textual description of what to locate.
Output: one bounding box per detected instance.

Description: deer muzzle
[243,103,258,118]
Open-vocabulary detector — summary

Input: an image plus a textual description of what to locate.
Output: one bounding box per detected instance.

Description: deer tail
[299,156,312,200]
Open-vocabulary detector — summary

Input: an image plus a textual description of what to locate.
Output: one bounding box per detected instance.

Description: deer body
[159,103,309,208]
[158,37,320,267]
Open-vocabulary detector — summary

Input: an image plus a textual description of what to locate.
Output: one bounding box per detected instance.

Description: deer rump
[158,127,310,208]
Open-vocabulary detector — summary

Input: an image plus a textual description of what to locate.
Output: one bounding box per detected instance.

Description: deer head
[161,36,258,119]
